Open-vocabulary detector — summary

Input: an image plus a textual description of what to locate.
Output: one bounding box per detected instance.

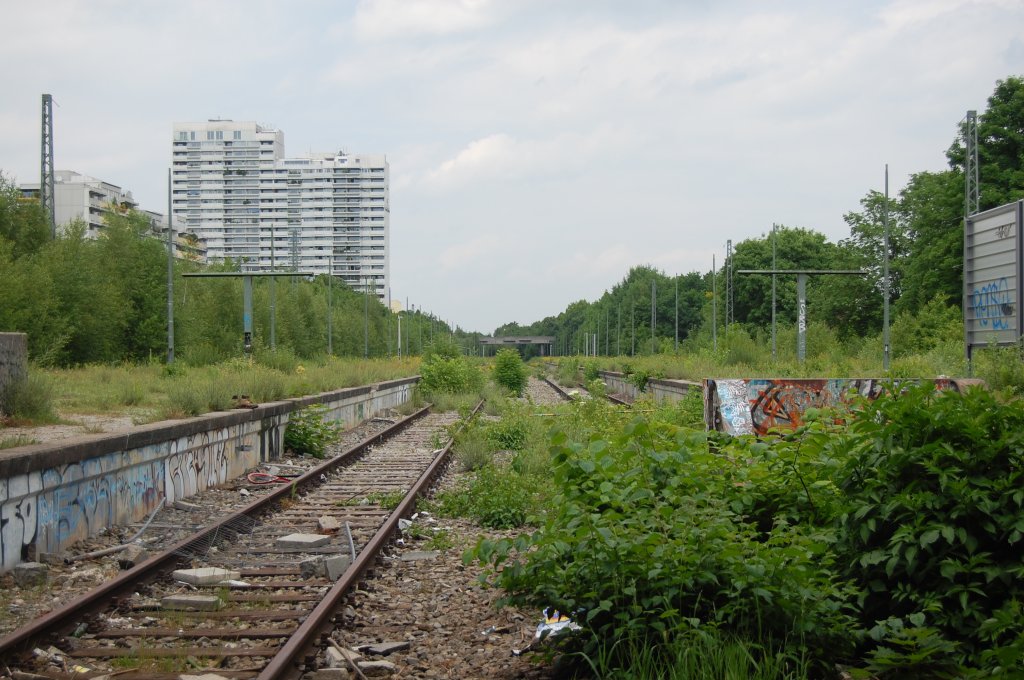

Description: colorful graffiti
[706,378,973,436]
[972,277,1014,331]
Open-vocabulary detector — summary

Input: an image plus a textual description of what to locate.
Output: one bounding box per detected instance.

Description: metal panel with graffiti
[964,200,1024,358]
[703,378,976,436]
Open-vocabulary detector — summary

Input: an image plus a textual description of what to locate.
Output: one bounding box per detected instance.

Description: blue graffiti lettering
[972,277,1014,330]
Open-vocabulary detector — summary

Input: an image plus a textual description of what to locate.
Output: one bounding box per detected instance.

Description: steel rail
[542,376,575,401]
[543,375,630,405]
[258,400,485,680]
[0,405,431,659]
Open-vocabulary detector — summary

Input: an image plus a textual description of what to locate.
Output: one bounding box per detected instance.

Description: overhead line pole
[166,169,174,364]
[712,255,718,352]
[771,224,777,361]
[883,166,891,371]
[737,268,868,362]
[651,279,656,355]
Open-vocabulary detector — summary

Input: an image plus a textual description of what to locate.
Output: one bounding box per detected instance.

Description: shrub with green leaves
[433,464,540,528]
[419,354,483,395]
[492,348,527,396]
[833,384,1024,673]
[284,403,342,458]
[472,417,858,669]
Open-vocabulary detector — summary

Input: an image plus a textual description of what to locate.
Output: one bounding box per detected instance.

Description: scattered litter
[398,518,413,532]
[512,608,582,656]
[480,625,511,635]
[239,488,251,497]
[247,471,291,484]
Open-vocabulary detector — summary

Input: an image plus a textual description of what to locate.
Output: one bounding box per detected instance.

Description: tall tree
[895,170,964,313]
[817,191,907,337]
[730,227,839,328]
[0,174,49,259]
[948,75,1024,211]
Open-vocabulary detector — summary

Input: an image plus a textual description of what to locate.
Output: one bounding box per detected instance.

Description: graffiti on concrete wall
[1,379,411,571]
[1,472,41,570]
[2,455,165,569]
[707,378,968,436]
[165,426,254,505]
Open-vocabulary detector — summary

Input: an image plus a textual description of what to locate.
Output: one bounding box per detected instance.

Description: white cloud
[421,124,636,190]
[438,234,501,270]
[352,0,498,40]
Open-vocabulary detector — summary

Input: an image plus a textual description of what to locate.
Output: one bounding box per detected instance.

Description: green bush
[0,374,57,423]
[473,417,858,669]
[486,415,530,451]
[419,355,482,395]
[833,384,1024,673]
[493,348,527,396]
[434,464,539,528]
[284,404,342,458]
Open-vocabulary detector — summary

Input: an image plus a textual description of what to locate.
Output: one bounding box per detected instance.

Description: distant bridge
[479,335,555,356]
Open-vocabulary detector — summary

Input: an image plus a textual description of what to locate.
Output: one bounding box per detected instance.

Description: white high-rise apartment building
[171,120,389,299]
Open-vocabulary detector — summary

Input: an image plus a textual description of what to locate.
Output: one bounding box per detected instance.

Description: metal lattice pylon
[965,109,979,216]
[41,94,55,237]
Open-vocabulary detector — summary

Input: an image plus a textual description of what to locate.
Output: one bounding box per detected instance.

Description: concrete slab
[324,555,351,580]
[318,515,342,533]
[399,551,439,562]
[300,556,325,579]
[161,594,222,611]
[277,533,331,549]
[357,660,397,677]
[366,641,410,656]
[13,562,48,587]
[172,567,240,585]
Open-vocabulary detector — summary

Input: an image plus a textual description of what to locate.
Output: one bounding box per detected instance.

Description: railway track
[0,405,475,680]
[542,375,629,405]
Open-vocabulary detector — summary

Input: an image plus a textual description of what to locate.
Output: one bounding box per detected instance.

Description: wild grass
[0,374,58,423]
[17,356,420,425]
[577,627,813,680]
[0,435,39,450]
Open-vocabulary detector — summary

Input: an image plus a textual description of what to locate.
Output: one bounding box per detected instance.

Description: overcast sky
[2,1,1021,333]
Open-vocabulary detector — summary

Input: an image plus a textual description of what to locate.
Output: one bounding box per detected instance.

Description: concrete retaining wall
[598,371,700,403]
[0,376,417,571]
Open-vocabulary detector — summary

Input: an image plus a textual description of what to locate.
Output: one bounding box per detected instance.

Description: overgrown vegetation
[0,373,57,423]
[451,382,1024,678]
[493,348,528,396]
[418,340,483,396]
[283,404,342,458]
